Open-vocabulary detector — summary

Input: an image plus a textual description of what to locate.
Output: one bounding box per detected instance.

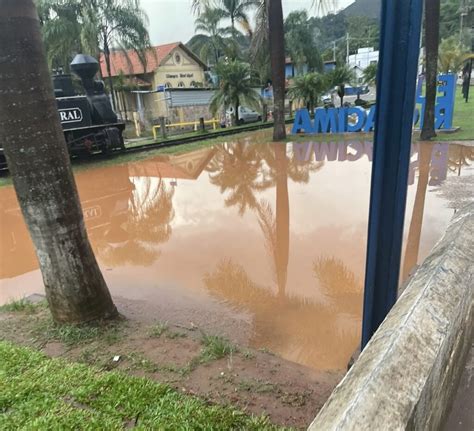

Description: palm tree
[420,0,441,140]
[327,64,356,106]
[38,0,151,111]
[37,0,83,71]
[288,72,328,113]
[82,0,151,111]
[194,6,226,65]
[362,62,378,86]
[0,0,117,323]
[210,60,261,126]
[216,0,258,35]
[267,0,286,141]
[438,36,474,74]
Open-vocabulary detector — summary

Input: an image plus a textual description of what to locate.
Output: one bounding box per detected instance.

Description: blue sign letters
[291,74,456,135]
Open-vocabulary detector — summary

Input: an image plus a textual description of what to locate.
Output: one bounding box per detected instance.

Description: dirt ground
[0,295,344,429]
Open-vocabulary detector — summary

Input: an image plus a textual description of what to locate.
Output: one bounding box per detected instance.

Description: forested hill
[342,0,381,20]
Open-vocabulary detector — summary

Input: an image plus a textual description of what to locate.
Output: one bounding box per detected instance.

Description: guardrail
[152,119,219,140]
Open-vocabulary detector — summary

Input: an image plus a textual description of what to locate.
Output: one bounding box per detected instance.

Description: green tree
[194,6,227,64]
[288,72,328,113]
[216,0,258,35]
[0,0,117,323]
[268,0,287,140]
[284,10,323,73]
[362,62,378,85]
[38,0,151,111]
[438,36,474,73]
[210,60,261,126]
[37,0,83,71]
[346,16,380,52]
[327,64,355,106]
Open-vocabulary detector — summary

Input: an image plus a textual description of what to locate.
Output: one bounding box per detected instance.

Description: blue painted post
[361,0,424,348]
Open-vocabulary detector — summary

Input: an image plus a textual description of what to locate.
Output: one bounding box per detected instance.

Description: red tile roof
[100,42,207,77]
[100,42,179,77]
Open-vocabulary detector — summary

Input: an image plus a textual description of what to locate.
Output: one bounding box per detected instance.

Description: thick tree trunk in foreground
[420,0,440,140]
[267,0,287,141]
[0,0,117,324]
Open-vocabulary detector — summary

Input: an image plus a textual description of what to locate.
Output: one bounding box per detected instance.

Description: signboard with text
[291,74,456,135]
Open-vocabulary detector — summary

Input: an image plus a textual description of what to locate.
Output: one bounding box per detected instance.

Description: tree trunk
[420,0,440,140]
[234,101,239,127]
[267,0,287,141]
[104,34,117,112]
[0,0,117,324]
[121,91,128,121]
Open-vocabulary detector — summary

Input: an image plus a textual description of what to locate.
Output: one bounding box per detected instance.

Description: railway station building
[100,42,209,125]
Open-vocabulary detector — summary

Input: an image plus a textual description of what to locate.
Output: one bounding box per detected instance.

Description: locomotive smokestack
[70,54,100,94]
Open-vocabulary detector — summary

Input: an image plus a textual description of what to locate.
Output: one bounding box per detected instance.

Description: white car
[226,106,262,125]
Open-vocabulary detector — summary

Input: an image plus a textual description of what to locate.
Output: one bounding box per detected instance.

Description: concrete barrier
[309,203,474,431]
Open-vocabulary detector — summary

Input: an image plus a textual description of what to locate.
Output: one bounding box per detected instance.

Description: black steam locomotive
[0,54,125,169]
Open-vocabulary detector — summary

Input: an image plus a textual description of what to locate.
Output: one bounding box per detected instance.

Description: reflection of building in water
[0,147,217,278]
[0,165,135,279]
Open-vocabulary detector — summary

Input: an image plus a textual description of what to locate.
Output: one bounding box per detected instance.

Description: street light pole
[361,0,424,348]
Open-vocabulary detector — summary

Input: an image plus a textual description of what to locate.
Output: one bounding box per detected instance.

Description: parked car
[226,106,262,125]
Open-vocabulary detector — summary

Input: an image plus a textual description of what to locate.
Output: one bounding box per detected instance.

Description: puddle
[1,135,473,370]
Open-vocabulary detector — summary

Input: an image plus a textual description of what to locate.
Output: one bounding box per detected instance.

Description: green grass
[200,333,237,361]
[147,321,169,338]
[434,87,474,141]
[0,298,44,314]
[34,317,124,347]
[0,341,284,430]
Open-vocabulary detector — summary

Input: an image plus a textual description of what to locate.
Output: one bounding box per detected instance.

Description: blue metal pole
[361,0,423,348]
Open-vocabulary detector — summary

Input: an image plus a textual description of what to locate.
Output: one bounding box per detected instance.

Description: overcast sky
[141,0,355,46]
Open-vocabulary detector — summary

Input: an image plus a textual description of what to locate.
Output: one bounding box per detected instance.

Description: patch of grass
[126,352,160,373]
[34,318,124,347]
[200,333,237,361]
[434,88,474,141]
[238,379,278,394]
[147,321,169,338]
[0,341,284,430]
[0,298,44,313]
[165,331,187,339]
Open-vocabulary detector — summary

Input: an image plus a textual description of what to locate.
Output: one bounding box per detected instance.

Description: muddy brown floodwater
[1,133,473,371]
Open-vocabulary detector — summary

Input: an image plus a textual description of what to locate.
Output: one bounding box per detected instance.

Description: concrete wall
[309,203,474,431]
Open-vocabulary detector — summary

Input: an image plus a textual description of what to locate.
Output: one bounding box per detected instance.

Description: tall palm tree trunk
[267,0,287,141]
[420,0,440,140]
[104,34,118,112]
[0,0,117,324]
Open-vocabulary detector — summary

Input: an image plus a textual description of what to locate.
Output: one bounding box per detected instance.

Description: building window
[178,81,185,88]
[174,53,181,64]
[165,82,172,88]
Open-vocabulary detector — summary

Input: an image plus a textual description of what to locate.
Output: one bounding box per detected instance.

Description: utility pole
[346,33,350,64]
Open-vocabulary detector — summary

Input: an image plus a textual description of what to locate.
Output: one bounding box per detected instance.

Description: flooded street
[1,132,473,371]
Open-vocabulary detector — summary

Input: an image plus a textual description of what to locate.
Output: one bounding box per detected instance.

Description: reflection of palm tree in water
[312,257,362,318]
[206,141,270,215]
[447,144,474,176]
[99,177,175,266]
[203,257,361,370]
[207,140,321,296]
[402,142,433,282]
